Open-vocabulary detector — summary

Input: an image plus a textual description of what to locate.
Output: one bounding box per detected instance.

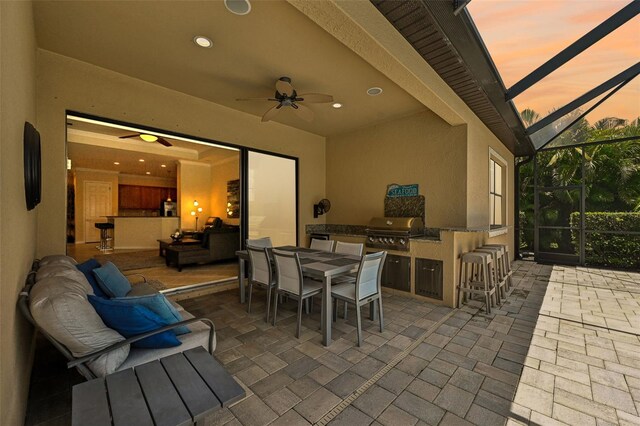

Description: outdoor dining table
[236,245,363,346]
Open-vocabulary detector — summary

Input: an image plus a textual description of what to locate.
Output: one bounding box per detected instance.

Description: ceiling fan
[237,76,334,122]
[119,133,172,147]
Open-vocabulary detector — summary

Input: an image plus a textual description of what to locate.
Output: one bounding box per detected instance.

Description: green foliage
[570,212,640,269]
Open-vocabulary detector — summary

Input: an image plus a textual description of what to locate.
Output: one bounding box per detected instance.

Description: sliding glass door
[246,151,297,247]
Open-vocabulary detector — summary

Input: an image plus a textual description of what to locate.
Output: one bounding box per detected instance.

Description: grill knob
[399,238,406,245]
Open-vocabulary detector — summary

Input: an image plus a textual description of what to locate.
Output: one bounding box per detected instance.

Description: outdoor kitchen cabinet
[415,258,443,300]
[381,254,411,292]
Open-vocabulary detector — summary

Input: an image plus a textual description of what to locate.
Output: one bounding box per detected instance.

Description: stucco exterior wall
[35,49,326,256]
[0,2,38,425]
[326,110,468,228]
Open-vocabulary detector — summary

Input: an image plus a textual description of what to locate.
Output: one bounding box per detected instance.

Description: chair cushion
[89,296,181,349]
[76,259,107,298]
[113,293,190,335]
[302,278,323,295]
[36,264,94,295]
[29,276,129,377]
[116,311,215,371]
[93,262,132,298]
[39,255,77,267]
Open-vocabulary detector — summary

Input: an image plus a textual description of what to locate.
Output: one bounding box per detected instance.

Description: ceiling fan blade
[297,93,334,103]
[292,103,314,122]
[261,104,282,122]
[157,137,172,147]
[276,79,294,96]
[119,134,140,139]
[236,97,278,101]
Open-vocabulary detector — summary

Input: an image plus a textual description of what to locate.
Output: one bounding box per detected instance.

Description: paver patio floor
[26,261,640,425]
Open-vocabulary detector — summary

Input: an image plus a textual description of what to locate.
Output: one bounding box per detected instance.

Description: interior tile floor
[26,261,640,425]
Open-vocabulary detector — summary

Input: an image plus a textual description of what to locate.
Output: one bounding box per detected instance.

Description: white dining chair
[247,244,276,322]
[333,241,364,319]
[246,237,273,248]
[331,251,386,346]
[271,249,323,338]
[310,238,335,252]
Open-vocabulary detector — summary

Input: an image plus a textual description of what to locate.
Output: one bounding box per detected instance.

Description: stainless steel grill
[366,217,424,251]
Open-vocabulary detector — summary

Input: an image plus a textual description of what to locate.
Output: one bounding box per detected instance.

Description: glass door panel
[247,151,297,247]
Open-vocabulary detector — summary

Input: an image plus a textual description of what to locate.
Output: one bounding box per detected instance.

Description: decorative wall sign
[387,183,418,198]
[226,179,240,219]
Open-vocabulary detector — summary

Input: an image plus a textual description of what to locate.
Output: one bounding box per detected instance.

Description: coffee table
[158,238,201,257]
[72,346,245,426]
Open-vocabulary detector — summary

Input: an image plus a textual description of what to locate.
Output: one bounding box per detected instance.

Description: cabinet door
[118,185,141,209]
[415,258,443,300]
[382,255,410,292]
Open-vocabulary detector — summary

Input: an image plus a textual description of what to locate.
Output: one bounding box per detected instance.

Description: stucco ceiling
[34,1,426,136]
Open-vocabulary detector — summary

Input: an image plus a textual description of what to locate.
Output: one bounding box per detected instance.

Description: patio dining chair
[331,250,386,346]
[247,244,276,322]
[310,238,335,252]
[271,249,323,338]
[247,237,273,248]
[333,241,364,319]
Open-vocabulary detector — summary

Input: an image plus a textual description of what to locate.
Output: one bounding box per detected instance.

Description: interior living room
[2,1,638,425]
[66,115,242,290]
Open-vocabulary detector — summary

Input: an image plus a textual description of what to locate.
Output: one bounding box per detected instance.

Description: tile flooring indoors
[26,261,640,425]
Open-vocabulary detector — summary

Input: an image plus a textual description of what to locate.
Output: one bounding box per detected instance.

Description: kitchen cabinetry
[381,254,411,292]
[118,185,176,210]
[415,258,443,300]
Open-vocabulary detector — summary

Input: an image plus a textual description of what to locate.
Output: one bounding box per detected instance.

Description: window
[489,156,506,227]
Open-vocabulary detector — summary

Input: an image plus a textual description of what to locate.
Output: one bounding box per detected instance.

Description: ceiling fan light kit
[119,132,173,147]
[238,76,334,123]
[139,134,158,142]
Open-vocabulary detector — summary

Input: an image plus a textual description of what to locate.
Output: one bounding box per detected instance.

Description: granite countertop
[105,216,179,218]
[306,224,442,241]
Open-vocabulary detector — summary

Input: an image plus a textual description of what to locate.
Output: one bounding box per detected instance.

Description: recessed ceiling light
[146,172,151,175]
[367,87,383,96]
[161,164,167,168]
[139,159,145,162]
[224,0,251,15]
[139,134,158,142]
[113,162,120,165]
[193,36,213,48]
[332,103,343,109]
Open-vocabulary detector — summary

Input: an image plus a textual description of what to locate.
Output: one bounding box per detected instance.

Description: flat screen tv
[24,122,41,210]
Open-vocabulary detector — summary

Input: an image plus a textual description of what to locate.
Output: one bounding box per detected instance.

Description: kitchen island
[105,216,180,250]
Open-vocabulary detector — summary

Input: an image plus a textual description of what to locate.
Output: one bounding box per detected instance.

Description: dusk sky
[468,0,639,124]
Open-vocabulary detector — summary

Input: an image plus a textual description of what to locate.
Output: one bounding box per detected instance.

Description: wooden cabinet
[118,185,176,210]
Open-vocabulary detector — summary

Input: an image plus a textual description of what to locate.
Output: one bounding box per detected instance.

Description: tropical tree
[520,108,540,128]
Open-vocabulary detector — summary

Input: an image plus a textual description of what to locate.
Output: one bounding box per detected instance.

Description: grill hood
[367,217,424,233]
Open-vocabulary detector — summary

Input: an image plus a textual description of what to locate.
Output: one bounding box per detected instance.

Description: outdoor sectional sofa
[19,255,217,380]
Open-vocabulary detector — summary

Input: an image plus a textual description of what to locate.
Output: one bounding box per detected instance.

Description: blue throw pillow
[113,293,190,335]
[88,295,181,348]
[76,258,107,298]
[92,262,132,298]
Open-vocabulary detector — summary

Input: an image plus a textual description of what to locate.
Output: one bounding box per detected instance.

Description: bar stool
[483,244,513,291]
[94,222,114,252]
[475,246,507,300]
[458,251,496,313]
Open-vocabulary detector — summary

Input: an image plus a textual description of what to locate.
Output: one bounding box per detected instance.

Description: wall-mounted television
[24,122,41,211]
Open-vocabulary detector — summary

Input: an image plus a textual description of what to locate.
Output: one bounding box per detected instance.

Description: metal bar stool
[457,251,496,313]
[94,222,114,252]
[483,244,513,291]
[475,246,507,301]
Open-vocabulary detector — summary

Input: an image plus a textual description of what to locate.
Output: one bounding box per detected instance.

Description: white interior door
[84,181,112,243]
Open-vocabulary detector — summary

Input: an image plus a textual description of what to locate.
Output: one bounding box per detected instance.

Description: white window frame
[489,148,508,228]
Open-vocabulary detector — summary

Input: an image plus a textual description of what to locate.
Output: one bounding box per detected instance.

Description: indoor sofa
[165,226,240,272]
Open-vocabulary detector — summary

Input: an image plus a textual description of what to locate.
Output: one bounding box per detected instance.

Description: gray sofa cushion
[30,276,129,377]
[36,264,93,295]
[116,308,215,371]
[39,255,77,267]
